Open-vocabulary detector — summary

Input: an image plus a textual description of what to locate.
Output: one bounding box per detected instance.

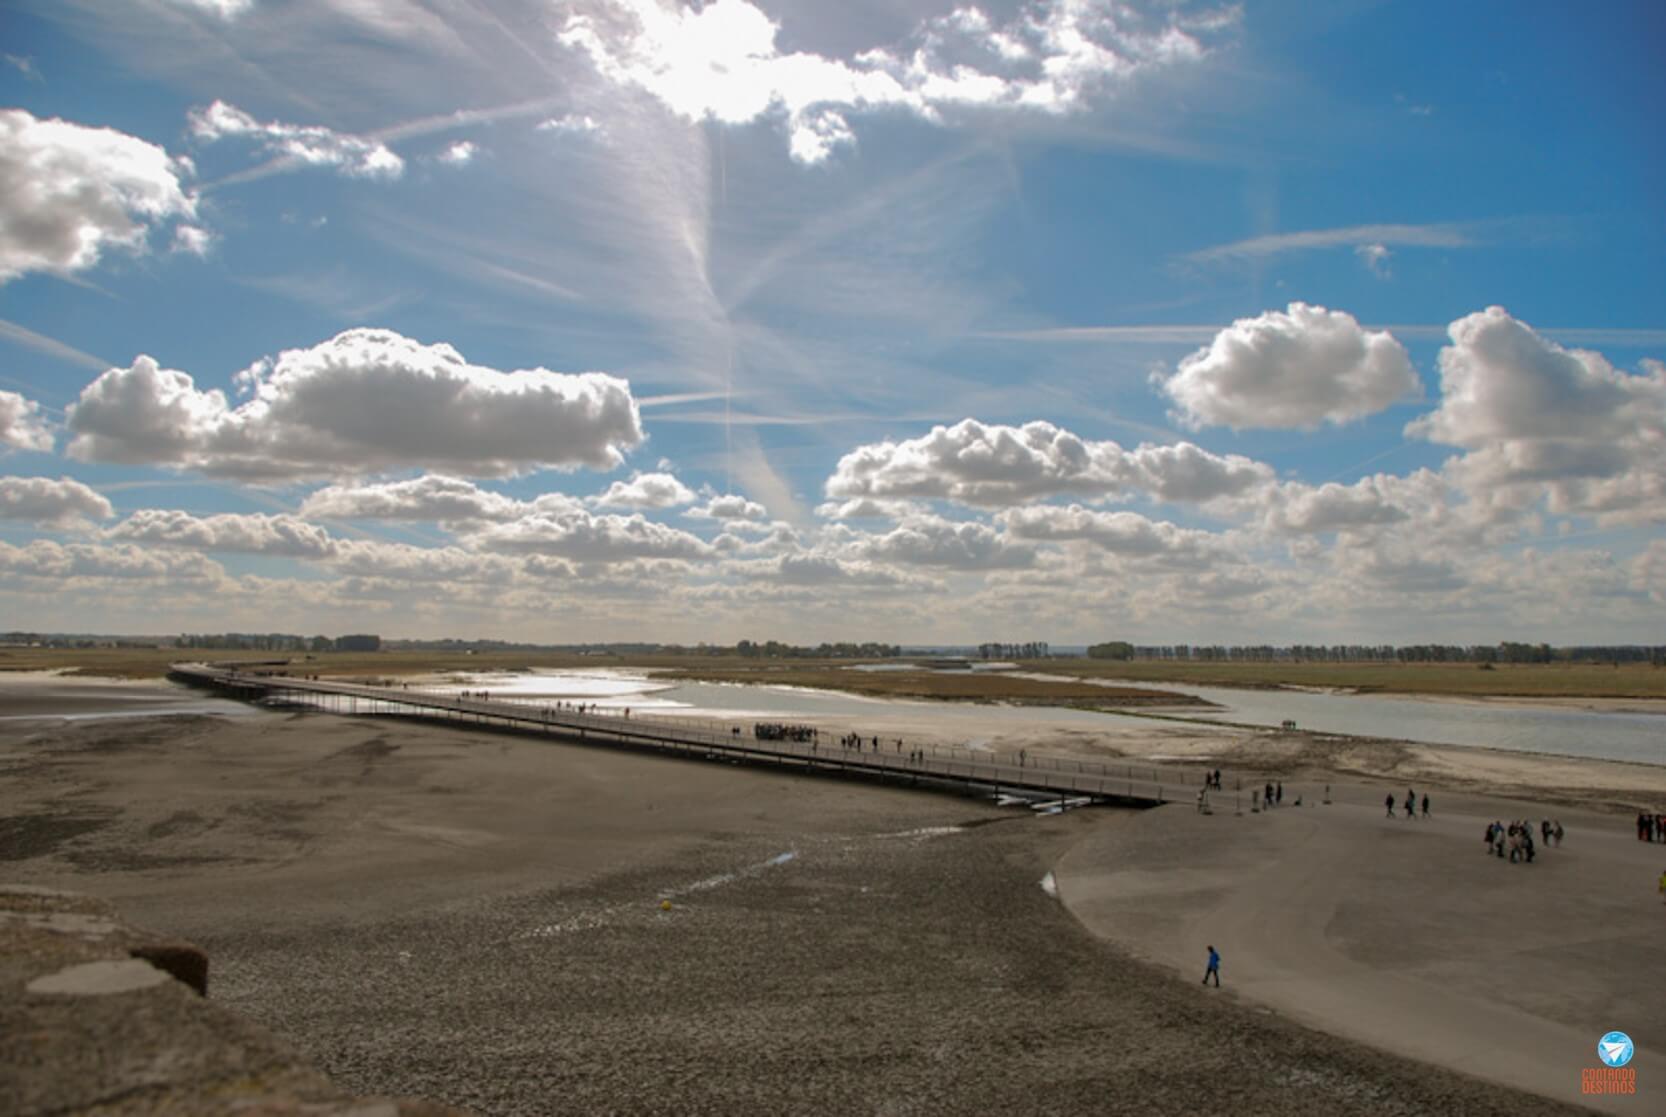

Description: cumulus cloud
[66,328,644,480]
[0,109,198,283]
[106,510,337,558]
[437,140,478,166]
[1335,540,1467,595]
[1407,307,1666,522]
[299,474,584,523]
[0,539,222,582]
[328,539,521,583]
[1123,441,1274,503]
[771,553,909,587]
[1256,475,1417,536]
[998,504,1222,562]
[0,475,113,526]
[470,510,713,562]
[851,514,1034,570]
[686,492,770,521]
[561,0,1232,163]
[825,419,1271,508]
[814,496,923,521]
[188,100,404,179]
[1355,242,1391,277]
[1159,303,1421,430]
[1632,541,1666,606]
[591,471,696,509]
[0,391,54,452]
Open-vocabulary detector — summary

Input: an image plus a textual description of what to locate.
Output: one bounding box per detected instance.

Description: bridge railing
[171,664,1175,803]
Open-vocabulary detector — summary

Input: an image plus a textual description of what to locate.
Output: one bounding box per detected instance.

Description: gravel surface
[201,817,1584,1117]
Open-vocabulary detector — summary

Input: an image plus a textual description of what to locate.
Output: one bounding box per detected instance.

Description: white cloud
[1257,476,1417,536]
[851,514,1034,570]
[825,418,1271,508]
[1159,303,1421,430]
[66,328,644,480]
[0,109,198,283]
[1183,222,1470,265]
[470,510,713,562]
[1355,242,1391,277]
[998,504,1222,561]
[300,474,583,523]
[771,553,910,588]
[172,224,214,256]
[591,471,696,509]
[4,54,41,81]
[0,539,223,582]
[0,391,54,452]
[561,0,1233,164]
[1632,541,1666,606]
[438,140,478,166]
[327,538,521,583]
[1333,539,1467,595]
[106,510,337,558]
[164,0,254,17]
[538,114,603,135]
[1124,441,1274,503]
[188,100,405,179]
[1406,307,1666,522]
[687,492,770,521]
[0,475,113,526]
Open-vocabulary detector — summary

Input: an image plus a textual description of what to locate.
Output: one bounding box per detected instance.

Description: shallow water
[426,668,1664,768]
[1156,681,1665,767]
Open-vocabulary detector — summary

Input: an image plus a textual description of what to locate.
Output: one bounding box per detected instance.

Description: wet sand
[1057,787,1664,1115]
[0,688,1600,1116]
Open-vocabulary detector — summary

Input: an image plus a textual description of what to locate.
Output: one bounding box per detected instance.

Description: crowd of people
[1637,812,1666,841]
[753,722,818,742]
[1484,819,1563,862]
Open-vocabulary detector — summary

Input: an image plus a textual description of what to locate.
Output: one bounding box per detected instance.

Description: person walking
[1203,945,1221,986]
[1421,793,1430,819]
[1386,793,1395,818]
[1404,789,1416,819]
[1275,782,1283,806]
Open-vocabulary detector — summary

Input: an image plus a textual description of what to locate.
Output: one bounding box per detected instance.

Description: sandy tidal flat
[0,696,1605,1117]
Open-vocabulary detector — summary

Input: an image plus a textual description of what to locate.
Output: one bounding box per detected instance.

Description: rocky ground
[200,814,1582,1116]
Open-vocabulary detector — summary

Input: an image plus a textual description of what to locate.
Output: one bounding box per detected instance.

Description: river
[418,668,1664,768]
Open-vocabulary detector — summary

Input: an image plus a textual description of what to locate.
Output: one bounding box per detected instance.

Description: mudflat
[2,687,1608,1116]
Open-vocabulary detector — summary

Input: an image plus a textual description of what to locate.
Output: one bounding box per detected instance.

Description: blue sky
[0,0,1662,644]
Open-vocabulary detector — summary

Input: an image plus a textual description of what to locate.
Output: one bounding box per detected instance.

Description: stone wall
[0,884,469,1116]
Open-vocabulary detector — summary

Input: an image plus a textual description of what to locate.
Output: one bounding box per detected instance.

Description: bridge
[169,662,1180,810]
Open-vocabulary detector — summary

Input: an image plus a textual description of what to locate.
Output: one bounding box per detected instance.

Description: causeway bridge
[169,662,1177,810]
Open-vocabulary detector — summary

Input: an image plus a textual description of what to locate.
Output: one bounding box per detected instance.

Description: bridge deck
[169,662,1178,808]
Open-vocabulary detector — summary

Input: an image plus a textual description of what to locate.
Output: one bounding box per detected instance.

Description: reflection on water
[426,669,1663,768]
[1161,681,1665,766]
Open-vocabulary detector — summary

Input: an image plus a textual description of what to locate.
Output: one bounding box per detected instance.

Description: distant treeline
[1,633,164,649]
[174,633,380,652]
[729,640,901,659]
[976,642,1051,659]
[1088,642,1666,665]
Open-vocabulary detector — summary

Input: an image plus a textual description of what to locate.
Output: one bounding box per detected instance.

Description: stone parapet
[0,884,469,1117]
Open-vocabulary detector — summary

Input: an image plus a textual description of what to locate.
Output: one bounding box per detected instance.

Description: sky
[0,0,1662,646]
